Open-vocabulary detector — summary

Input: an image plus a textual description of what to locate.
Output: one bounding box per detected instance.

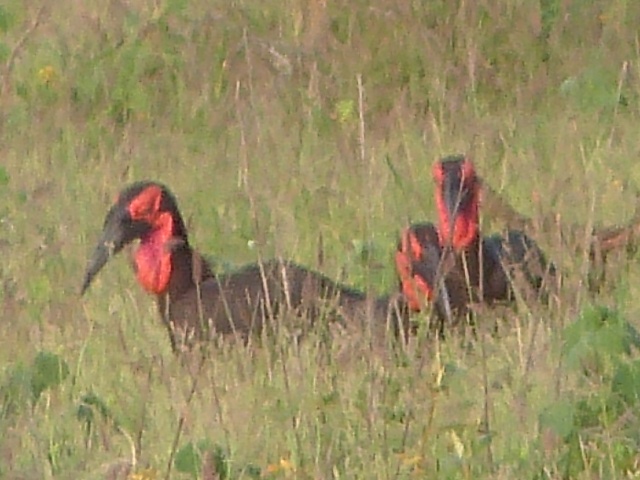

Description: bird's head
[432,155,480,249]
[81,181,187,295]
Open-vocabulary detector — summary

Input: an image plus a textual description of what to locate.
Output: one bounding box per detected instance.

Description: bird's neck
[134,212,175,295]
[133,211,212,296]
[437,217,480,251]
[436,196,480,251]
[164,245,214,298]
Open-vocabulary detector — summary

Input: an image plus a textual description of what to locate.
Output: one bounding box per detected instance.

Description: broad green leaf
[76,391,114,425]
[174,440,230,479]
[561,305,640,375]
[30,351,70,402]
[611,360,640,406]
[0,6,11,32]
[539,399,575,441]
[174,442,203,478]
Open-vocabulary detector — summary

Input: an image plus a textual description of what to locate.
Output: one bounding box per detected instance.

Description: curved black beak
[81,214,127,295]
[81,205,149,295]
[441,169,469,245]
[412,243,454,324]
[81,239,117,295]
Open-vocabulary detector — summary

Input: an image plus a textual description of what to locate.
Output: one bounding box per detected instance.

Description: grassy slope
[2,0,640,478]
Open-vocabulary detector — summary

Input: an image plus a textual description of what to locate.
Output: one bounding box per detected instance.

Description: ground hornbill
[81,181,410,353]
[395,155,555,331]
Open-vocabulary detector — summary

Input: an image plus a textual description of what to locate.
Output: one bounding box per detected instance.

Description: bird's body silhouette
[81,181,410,353]
[395,155,554,331]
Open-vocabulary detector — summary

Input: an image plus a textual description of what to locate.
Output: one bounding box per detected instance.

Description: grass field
[2,0,640,478]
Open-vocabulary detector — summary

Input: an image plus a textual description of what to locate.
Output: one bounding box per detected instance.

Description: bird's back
[482,230,556,303]
[162,258,410,351]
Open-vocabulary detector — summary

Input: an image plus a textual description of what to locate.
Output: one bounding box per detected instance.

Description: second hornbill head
[81,181,189,295]
[432,155,480,250]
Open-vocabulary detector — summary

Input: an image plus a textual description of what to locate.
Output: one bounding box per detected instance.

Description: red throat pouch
[134,212,174,294]
[436,186,479,250]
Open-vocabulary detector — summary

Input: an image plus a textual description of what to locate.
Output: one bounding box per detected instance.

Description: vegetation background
[2,0,640,478]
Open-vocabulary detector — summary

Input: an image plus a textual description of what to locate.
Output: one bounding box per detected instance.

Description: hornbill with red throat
[395,155,555,330]
[81,181,410,353]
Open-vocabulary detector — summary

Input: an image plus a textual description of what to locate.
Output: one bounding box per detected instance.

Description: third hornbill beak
[441,164,471,247]
[412,240,454,325]
[81,203,151,295]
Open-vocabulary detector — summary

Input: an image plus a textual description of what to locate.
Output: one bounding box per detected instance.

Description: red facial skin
[395,228,433,312]
[432,159,480,250]
[127,185,175,295]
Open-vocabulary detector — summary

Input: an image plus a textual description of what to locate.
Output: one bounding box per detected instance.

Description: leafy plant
[0,351,69,420]
[537,305,640,477]
[561,304,640,377]
[174,439,229,479]
[30,351,70,403]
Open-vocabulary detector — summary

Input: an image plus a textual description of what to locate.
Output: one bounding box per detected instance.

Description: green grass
[2,0,640,478]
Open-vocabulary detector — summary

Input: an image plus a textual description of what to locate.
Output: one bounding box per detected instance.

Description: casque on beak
[441,169,467,246]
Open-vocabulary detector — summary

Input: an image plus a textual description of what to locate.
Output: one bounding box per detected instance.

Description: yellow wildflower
[37,65,57,85]
[612,178,623,192]
[335,99,355,124]
[265,457,296,475]
[396,452,423,467]
[449,430,465,459]
[128,467,158,480]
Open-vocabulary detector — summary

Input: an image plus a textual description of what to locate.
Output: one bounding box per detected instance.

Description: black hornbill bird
[395,155,554,329]
[81,181,410,353]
